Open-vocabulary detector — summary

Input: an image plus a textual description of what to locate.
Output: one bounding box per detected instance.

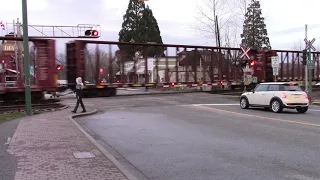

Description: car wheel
[240,97,249,109]
[296,106,308,113]
[270,99,283,113]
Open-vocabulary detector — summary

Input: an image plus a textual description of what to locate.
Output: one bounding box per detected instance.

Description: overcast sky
[1,0,320,54]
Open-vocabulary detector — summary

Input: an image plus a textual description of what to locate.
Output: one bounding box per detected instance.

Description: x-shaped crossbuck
[239,45,251,59]
[304,38,316,51]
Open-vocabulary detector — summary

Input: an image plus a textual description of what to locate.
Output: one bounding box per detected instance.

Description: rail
[0,103,65,113]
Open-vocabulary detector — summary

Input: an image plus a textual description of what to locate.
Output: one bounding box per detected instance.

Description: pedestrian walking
[71,77,86,113]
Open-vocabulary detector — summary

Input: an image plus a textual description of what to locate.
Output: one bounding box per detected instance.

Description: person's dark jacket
[75,83,84,98]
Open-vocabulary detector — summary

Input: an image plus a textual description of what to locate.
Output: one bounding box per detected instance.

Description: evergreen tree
[139,6,164,57]
[118,0,164,61]
[240,0,271,50]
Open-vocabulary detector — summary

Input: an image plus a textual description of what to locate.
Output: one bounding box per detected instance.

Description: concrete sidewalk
[6,108,129,180]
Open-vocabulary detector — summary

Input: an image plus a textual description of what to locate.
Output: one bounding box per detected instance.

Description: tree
[84,46,119,83]
[195,0,232,46]
[194,0,251,47]
[118,0,163,60]
[240,0,271,50]
[140,6,164,57]
[292,40,304,51]
[56,53,67,80]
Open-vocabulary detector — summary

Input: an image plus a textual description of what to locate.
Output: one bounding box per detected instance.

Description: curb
[68,110,139,180]
[59,105,69,110]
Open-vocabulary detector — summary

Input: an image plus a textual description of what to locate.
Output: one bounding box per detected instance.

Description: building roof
[178,50,224,66]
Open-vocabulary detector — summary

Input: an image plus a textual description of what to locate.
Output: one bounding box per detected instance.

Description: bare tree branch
[292,40,304,51]
[194,0,251,47]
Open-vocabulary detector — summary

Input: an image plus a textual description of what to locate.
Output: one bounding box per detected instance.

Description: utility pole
[22,0,32,115]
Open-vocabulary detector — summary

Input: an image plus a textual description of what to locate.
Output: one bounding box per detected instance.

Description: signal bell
[85,30,99,37]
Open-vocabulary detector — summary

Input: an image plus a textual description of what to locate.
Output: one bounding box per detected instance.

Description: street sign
[307,60,314,69]
[243,75,252,85]
[239,45,250,59]
[271,56,279,67]
[147,58,153,71]
[243,65,254,74]
[252,76,257,83]
[304,38,316,51]
[30,66,34,76]
[272,67,279,76]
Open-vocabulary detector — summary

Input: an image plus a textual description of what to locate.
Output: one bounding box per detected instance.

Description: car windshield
[281,83,302,91]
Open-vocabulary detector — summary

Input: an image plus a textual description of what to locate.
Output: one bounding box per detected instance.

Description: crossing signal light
[249,60,257,67]
[302,49,307,65]
[56,65,63,71]
[85,30,99,37]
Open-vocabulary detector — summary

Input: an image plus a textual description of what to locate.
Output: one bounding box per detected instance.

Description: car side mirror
[251,89,255,93]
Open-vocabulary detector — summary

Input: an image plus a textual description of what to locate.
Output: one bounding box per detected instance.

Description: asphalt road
[73,93,320,180]
[50,87,169,100]
[0,119,20,180]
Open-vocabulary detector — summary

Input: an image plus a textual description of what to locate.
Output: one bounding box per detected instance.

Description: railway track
[0,103,66,114]
[0,98,60,105]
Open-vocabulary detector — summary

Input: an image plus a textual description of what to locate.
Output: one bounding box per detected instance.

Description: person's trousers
[73,97,86,112]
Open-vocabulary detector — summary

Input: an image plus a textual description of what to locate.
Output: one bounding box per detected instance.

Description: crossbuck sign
[239,45,251,59]
[304,38,316,51]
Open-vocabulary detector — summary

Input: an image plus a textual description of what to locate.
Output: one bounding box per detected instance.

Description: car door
[248,84,269,105]
[266,84,280,105]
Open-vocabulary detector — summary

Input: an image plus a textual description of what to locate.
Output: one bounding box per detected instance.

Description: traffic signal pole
[304,24,316,98]
[22,0,32,115]
[308,41,312,97]
[305,25,308,93]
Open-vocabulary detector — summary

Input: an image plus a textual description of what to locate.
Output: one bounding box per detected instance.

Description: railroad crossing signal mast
[1,21,101,38]
[1,13,101,115]
[303,24,316,98]
[238,45,258,91]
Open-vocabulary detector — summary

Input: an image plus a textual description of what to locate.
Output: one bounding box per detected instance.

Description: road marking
[192,105,320,127]
[309,109,320,112]
[4,137,11,145]
[192,104,238,106]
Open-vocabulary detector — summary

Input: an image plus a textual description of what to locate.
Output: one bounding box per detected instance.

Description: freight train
[1,36,319,102]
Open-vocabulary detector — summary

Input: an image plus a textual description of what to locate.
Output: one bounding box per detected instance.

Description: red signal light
[249,60,257,67]
[92,30,99,36]
[85,30,99,37]
[56,65,62,71]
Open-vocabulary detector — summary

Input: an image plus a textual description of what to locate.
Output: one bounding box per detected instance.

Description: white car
[239,82,309,113]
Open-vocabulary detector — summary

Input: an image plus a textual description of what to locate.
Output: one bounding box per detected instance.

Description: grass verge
[0,112,25,122]
[0,111,41,122]
[225,96,240,101]
[312,102,320,105]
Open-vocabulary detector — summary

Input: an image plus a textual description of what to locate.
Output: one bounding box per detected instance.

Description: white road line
[309,109,320,112]
[4,137,11,145]
[192,104,239,106]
